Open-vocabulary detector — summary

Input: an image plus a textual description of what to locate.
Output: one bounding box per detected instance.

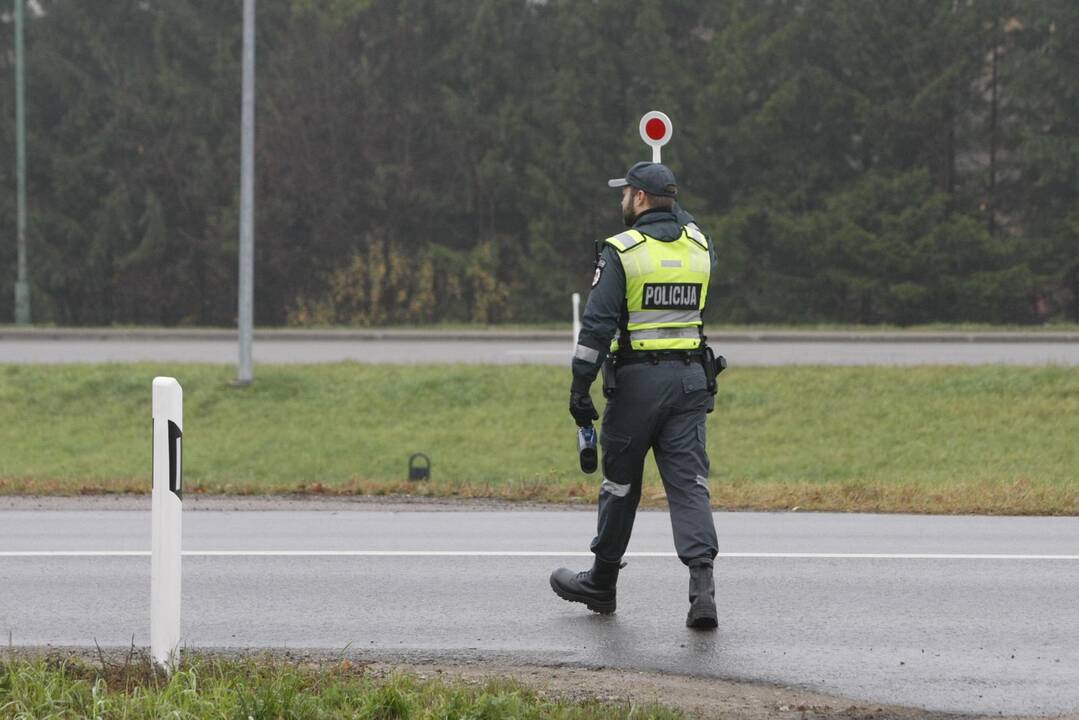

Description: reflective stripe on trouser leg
[652,398,718,564]
[600,478,631,497]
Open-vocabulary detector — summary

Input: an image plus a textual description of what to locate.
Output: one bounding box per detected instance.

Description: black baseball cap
[607,161,678,197]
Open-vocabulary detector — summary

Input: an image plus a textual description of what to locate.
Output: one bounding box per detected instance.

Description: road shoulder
[0,493,598,512]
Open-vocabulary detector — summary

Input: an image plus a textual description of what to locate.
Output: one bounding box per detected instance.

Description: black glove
[569,391,599,427]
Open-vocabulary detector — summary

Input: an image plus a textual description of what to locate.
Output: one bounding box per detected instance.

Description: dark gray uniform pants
[591,359,719,566]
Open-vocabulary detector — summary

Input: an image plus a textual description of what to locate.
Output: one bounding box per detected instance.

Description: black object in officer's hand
[578,425,598,474]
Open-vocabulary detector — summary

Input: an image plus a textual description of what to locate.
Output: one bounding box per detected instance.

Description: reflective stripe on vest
[627,309,702,325]
[629,327,701,343]
[604,227,710,352]
[606,231,645,253]
[685,223,709,250]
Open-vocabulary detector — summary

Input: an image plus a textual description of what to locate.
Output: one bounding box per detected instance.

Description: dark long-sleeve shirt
[571,206,717,394]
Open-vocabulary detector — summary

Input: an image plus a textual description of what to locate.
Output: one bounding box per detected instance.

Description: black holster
[701,345,725,396]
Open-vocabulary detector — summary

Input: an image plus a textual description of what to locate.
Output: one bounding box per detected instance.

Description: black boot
[549,558,621,614]
[686,557,718,629]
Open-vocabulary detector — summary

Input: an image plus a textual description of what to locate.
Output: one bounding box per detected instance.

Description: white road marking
[2,551,1079,560]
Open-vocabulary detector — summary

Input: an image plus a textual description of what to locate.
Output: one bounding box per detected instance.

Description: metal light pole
[14,0,30,325]
[237,0,255,383]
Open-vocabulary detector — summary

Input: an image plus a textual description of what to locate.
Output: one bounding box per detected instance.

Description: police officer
[550,161,719,629]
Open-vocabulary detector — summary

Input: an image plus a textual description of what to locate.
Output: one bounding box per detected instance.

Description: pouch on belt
[602,357,618,398]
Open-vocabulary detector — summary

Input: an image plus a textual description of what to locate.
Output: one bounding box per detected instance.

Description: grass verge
[1,363,1077,514]
[5,322,1079,333]
[0,653,683,720]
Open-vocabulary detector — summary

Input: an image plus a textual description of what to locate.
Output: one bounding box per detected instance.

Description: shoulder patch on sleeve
[591,256,606,288]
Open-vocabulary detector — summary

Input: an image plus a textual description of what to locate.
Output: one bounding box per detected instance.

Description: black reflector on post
[168,421,183,498]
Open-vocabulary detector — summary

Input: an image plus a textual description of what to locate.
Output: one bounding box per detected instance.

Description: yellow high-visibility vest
[605,223,710,352]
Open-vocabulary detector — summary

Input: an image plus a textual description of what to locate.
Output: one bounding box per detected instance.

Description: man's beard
[622,203,637,227]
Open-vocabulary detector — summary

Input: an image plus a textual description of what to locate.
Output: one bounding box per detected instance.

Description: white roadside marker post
[151,377,183,672]
[571,292,581,360]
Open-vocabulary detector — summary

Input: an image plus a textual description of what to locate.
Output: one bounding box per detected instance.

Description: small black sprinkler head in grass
[408,453,431,481]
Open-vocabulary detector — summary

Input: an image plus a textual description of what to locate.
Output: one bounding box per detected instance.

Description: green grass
[1,363,1077,514]
[281,321,1079,333]
[711,321,1079,332]
[4,321,1079,332]
[0,654,683,720]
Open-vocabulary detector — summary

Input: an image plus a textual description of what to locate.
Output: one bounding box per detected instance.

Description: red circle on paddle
[645,118,667,141]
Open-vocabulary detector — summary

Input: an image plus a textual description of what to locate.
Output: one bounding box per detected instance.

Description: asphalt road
[3,506,1078,715]
[3,336,1079,365]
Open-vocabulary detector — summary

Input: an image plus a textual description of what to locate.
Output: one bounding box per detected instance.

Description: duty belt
[613,349,706,366]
